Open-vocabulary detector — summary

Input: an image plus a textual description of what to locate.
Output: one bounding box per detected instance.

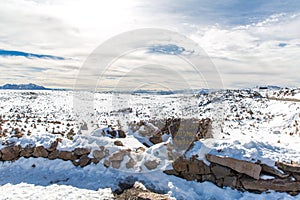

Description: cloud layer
[0,0,300,89]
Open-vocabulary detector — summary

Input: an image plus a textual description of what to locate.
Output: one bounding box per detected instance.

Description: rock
[275,161,300,173]
[33,146,48,158]
[206,154,261,180]
[196,118,213,139]
[114,140,124,146]
[1,145,20,161]
[118,130,126,138]
[48,150,59,160]
[109,151,127,162]
[20,146,34,158]
[109,151,127,169]
[163,169,179,176]
[74,148,90,156]
[79,155,91,167]
[149,132,163,144]
[241,177,300,192]
[223,176,238,188]
[47,141,58,152]
[211,164,231,179]
[202,174,216,183]
[104,160,110,168]
[136,147,145,153]
[144,159,160,170]
[188,160,206,175]
[172,157,188,172]
[93,150,105,160]
[111,161,121,169]
[91,158,100,164]
[180,172,199,181]
[114,181,172,200]
[126,158,136,169]
[215,178,224,187]
[162,118,181,138]
[292,173,300,181]
[58,151,76,161]
[261,164,289,179]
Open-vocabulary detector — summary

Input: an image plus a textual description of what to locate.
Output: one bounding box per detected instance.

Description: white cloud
[0,0,300,89]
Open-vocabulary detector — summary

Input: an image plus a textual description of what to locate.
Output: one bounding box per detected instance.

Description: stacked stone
[165,154,300,196]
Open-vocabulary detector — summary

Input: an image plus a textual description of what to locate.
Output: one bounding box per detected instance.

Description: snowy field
[1,88,300,199]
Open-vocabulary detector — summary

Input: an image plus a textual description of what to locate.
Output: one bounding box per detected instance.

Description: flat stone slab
[241,177,300,192]
[276,161,300,173]
[206,154,262,179]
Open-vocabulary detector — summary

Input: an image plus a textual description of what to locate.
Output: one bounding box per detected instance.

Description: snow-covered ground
[1,88,300,199]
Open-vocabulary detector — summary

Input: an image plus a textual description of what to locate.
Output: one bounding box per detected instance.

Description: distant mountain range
[0,83,51,90]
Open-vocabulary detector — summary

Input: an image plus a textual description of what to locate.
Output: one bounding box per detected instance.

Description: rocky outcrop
[165,155,300,195]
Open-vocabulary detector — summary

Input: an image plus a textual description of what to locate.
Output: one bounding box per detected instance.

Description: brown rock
[211,164,231,179]
[163,169,179,176]
[202,174,216,183]
[223,176,238,188]
[292,173,300,181]
[118,130,126,138]
[172,157,188,172]
[1,145,20,161]
[91,158,100,164]
[275,161,300,173]
[48,150,59,160]
[111,160,121,169]
[149,133,163,144]
[196,118,213,139]
[188,160,206,175]
[126,158,136,169]
[261,164,289,179]
[48,141,58,152]
[206,154,262,180]
[58,151,76,161]
[136,147,146,153]
[109,151,127,162]
[79,155,91,167]
[144,159,160,170]
[20,146,34,158]
[114,140,124,146]
[180,172,199,181]
[74,148,90,156]
[93,150,105,160]
[32,146,48,158]
[104,159,110,168]
[215,178,224,187]
[241,177,300,192]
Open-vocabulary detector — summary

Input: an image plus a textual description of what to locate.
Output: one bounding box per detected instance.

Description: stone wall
[0,140,103,167]
[164,154,300,196]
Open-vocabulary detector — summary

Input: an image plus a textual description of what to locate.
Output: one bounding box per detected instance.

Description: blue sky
[0,0,300,89]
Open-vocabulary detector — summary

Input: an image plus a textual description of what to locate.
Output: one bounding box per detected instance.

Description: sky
[1,0,300,90]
